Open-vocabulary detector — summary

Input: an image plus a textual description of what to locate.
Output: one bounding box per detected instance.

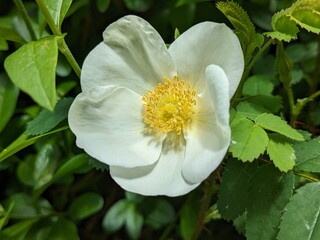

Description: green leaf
[230,116,269,162]
[289,0,320,34]
[217,159,259,221]
[4,36,60,110]
[33,143,59,189]
[125,204,143,240]
[16,142,59,190]
[0,39,8,50]
[233,212,247,236]
[294,137,320,172]
[265,0,320,42]
[276,42,293,85]
[102,199,130,232]
[96,0,110,13]
[246,165,294,240]
[255,113,304,141]
[0,73,19,133]
[0,218,39,240]
[0,203,14,230]
[26,98,73,136]
[265,10,299,42]
[0,26,25,43]
[43,0,73,29]
[68,192,104,221]
[144,199,175,229]
[47,217,80,240]
[216,1,261,65]
[3,193,52,219]
[123,0,153,12]
[277,182,320,240]
[24,217,77,240]
[243,75,274,96]
[53,154,89,181]
[34,154,89,198]
[267,134,296,172]
[88,156,109,171]
[248,95,283,113]
[237,101,269,121]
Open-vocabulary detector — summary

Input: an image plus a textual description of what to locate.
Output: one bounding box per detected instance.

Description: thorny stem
[35,0,81,78]
[232,39,273,105]
[13,0,37,41]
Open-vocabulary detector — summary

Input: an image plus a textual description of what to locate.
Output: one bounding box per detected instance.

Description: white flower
[68,15,244,196]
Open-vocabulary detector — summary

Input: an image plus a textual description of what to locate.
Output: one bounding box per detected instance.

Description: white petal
[81,15,177,95]
[169,21,244,98]
[182,65,231,184]
[68,85,164,168]
[110,134,199,196]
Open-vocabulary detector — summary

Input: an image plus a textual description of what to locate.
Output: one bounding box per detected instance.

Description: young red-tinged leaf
[277,183,320,240]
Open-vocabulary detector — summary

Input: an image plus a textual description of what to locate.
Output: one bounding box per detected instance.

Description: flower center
[142,76,196,135]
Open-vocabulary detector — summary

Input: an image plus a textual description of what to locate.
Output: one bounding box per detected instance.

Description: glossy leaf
[277,183,320,240]
[125,204,144,240]
[267,134,296,172]
[230,116,269,162]
[4,36,60,110]
[255,113,304,141]
[68,192,104,221]
[42,0,73,28]
[102,199,130,232]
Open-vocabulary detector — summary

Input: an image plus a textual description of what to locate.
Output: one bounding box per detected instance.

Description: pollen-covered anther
[142,76,196,135]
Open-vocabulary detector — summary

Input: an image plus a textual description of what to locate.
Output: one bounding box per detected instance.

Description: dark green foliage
[1,0,320,239]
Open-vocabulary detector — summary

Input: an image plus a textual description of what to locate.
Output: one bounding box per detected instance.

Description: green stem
[284,82,296,127]
[59,40,81,78]
[293,171,320,182]
[35,0,81,78]
[232,39,273,105]
[291,88,320,126]
[13,0,37,41]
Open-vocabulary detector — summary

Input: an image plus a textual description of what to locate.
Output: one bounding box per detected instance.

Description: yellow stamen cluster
[142,76,196,135]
